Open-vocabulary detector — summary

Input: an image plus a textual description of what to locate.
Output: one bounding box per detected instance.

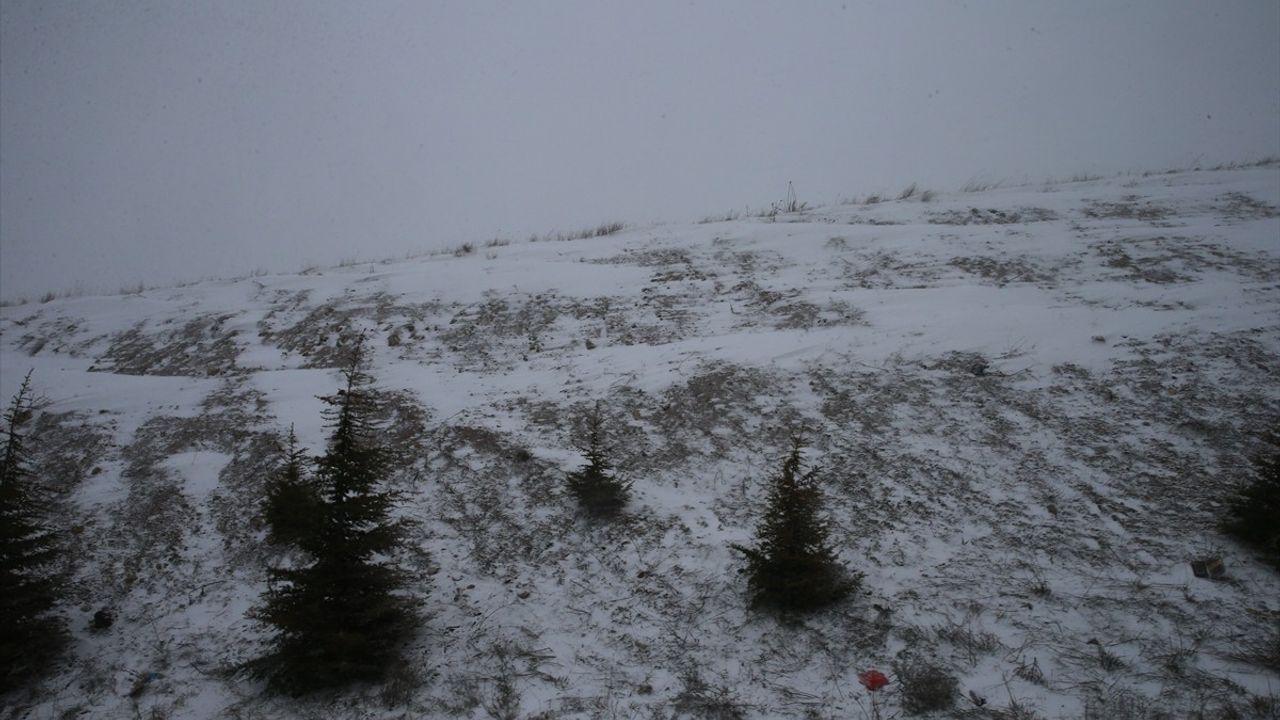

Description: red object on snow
[858,670,889,691]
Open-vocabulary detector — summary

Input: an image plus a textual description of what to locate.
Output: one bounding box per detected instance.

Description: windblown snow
[2,165,1279,719]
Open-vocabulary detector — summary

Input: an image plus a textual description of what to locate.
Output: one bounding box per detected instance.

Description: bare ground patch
[929,207,1058,226]
[948,255,1057,286]
[729,280,866,329]
[838,250,948,289]
[1082,196,1175,224]
[94,315,245,376]
[1214,192,1280,222]
[1091,235,1280,284]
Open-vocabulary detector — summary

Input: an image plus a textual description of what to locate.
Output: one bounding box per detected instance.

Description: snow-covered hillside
[2,165,1279,719]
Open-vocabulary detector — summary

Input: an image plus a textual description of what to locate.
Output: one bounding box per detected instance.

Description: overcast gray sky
[2,1,1277,301]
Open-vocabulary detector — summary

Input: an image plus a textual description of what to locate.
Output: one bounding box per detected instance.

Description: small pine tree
[252,340,414,694]
[1221,425,1280,568]
[731,438,857,612]
[566,411,631,518]
[262,427,323,547]
[0,372,65,694]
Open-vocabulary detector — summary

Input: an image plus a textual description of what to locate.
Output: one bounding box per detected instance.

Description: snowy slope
[2,165,1279,719]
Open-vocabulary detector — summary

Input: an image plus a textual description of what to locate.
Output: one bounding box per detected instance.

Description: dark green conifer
[566,411,631,518]
[262,427,323,547]
[0,372,65,693]
[252,341,413,694]
[732,438,857,613]
[1221,425,1280,568]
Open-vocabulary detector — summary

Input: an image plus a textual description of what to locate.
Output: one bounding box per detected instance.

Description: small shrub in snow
[760,182,808,219]
[565,411,631,519]
[674,668,745,720]
[591,221,625,237]
[90,608,114,632]
[731,438,858,613]
[892,655,959,715]
[932,618,1002,663]
[1014,656,1047,686]
[1227,619,1280,673]
[1091,641,1127,671]
[1220,424,1280,568]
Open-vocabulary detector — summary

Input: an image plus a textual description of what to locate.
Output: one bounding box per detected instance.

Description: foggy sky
[2,1,1277,301]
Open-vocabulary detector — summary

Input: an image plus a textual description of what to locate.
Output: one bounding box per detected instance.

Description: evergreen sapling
[0,372,65,694]
[262,426,323,547]
[252,341,415,693]
[566,411,631,518]
[731,438,858,612]
[1221,424,1280,568]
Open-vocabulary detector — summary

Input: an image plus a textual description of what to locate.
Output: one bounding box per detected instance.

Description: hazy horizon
[3,1,1278,301]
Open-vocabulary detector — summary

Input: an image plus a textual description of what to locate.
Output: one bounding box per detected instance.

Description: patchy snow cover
[2,165,1279,719]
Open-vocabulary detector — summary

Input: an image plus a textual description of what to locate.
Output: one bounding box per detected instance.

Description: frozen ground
[2,164,1279,719]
